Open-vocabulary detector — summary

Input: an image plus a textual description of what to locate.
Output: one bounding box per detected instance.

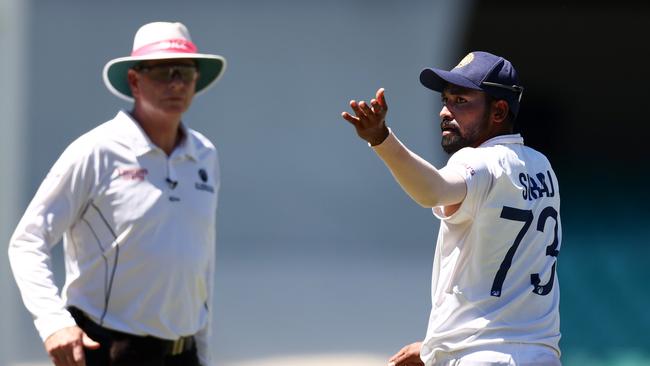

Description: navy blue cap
[420,51,524,116]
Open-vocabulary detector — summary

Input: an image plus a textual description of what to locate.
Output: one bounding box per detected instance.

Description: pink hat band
[131,38,198,57]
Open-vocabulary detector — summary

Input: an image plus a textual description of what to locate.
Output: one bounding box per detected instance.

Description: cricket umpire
[8,21,226,366]
[342,51,562,365]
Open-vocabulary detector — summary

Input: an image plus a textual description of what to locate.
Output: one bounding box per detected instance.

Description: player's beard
[440,123,467,154]
[440,112,490,154]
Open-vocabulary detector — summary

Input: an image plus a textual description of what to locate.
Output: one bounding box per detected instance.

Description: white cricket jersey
[421,134,561,365]
[8,110,219,363]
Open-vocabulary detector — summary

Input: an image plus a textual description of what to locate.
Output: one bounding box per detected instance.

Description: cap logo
[131,39,198,57]
[454,53,474,69]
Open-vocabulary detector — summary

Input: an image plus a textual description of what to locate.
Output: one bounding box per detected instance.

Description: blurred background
[1,0,648,365]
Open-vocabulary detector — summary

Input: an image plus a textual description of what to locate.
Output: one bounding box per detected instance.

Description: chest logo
[195,168,214,193]
[199,169,208,182]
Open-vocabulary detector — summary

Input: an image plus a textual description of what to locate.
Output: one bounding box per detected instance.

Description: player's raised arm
[341,88,466,208]
[343,51,562,365]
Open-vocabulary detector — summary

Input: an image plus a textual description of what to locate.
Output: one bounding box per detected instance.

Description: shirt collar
[176,123,198,161]
[478,133,524,148]
[113,110,198,161]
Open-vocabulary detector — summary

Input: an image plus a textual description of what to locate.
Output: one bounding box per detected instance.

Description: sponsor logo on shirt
[117,168,148,180]
[199,168,208,182]
[195,168,214,193]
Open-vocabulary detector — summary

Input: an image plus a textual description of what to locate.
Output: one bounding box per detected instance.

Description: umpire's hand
[44,326,100,366]
[342,87,390,146]
[388,341,424,366]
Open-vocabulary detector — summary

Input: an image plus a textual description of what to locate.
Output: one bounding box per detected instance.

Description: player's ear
[492,99,509,124]
[127,69,140,98]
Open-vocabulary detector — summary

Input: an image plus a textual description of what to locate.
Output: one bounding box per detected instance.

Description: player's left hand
[341,88,390,146]
[387,341,424,366]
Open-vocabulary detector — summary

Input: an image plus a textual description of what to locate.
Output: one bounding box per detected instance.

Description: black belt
[68,306,195,357]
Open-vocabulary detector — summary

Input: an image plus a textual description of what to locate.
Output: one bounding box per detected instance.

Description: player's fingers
[395,357,420,366]
[341,111,361,127]
[66,351,79,366]
[349,100,368,120]
[50,348,71,366]
[72,341,86,365]
[370,99,384,114]
[388,350,406,363]
[53,351,74,366]
[377,88,388,109]
[358,101,374,117]
[82,332,100,350]
[389,345,409,360]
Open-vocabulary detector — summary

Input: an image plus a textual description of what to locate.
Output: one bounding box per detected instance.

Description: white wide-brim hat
[103,21,227,102]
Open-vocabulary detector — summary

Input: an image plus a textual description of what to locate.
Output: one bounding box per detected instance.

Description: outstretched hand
[387,341,424,366]
[341,88,390,146]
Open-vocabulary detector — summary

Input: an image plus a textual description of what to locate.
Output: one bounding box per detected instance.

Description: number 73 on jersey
[491,205,560,297]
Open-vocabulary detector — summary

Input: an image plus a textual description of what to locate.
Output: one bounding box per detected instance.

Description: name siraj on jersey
[519,171,555,201]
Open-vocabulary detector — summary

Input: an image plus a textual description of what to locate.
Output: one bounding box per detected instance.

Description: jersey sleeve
[8,139,99,341]
[194,147,219,366]
[433,147,493,223]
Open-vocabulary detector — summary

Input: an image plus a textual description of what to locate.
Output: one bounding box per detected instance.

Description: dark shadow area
[463,2,650,169]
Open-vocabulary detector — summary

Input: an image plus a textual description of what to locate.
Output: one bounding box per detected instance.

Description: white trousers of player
[432,343,561,366]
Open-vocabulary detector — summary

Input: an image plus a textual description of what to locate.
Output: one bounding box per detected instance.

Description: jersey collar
[478,133,524,148]
[176,123,198,161]
[114,110,198,161]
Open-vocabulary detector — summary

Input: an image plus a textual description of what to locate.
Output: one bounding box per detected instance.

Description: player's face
[129,59,198,117]
[439,85,492,154]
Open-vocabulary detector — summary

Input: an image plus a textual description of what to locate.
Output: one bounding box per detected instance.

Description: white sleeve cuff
[35,310,78,341]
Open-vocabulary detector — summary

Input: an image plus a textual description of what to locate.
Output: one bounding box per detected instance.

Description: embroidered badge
[454,52,474,69]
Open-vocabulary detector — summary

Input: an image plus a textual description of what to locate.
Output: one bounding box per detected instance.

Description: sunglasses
[133,64,199,83]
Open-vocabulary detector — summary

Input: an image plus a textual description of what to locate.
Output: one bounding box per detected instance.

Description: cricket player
[342,51,562,365]
[8,21,226,366]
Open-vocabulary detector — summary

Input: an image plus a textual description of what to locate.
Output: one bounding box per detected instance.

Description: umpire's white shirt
[422,134,561,364]
[8,110,219,364]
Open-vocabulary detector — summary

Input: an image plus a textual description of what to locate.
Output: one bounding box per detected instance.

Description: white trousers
[432,343,561,366]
